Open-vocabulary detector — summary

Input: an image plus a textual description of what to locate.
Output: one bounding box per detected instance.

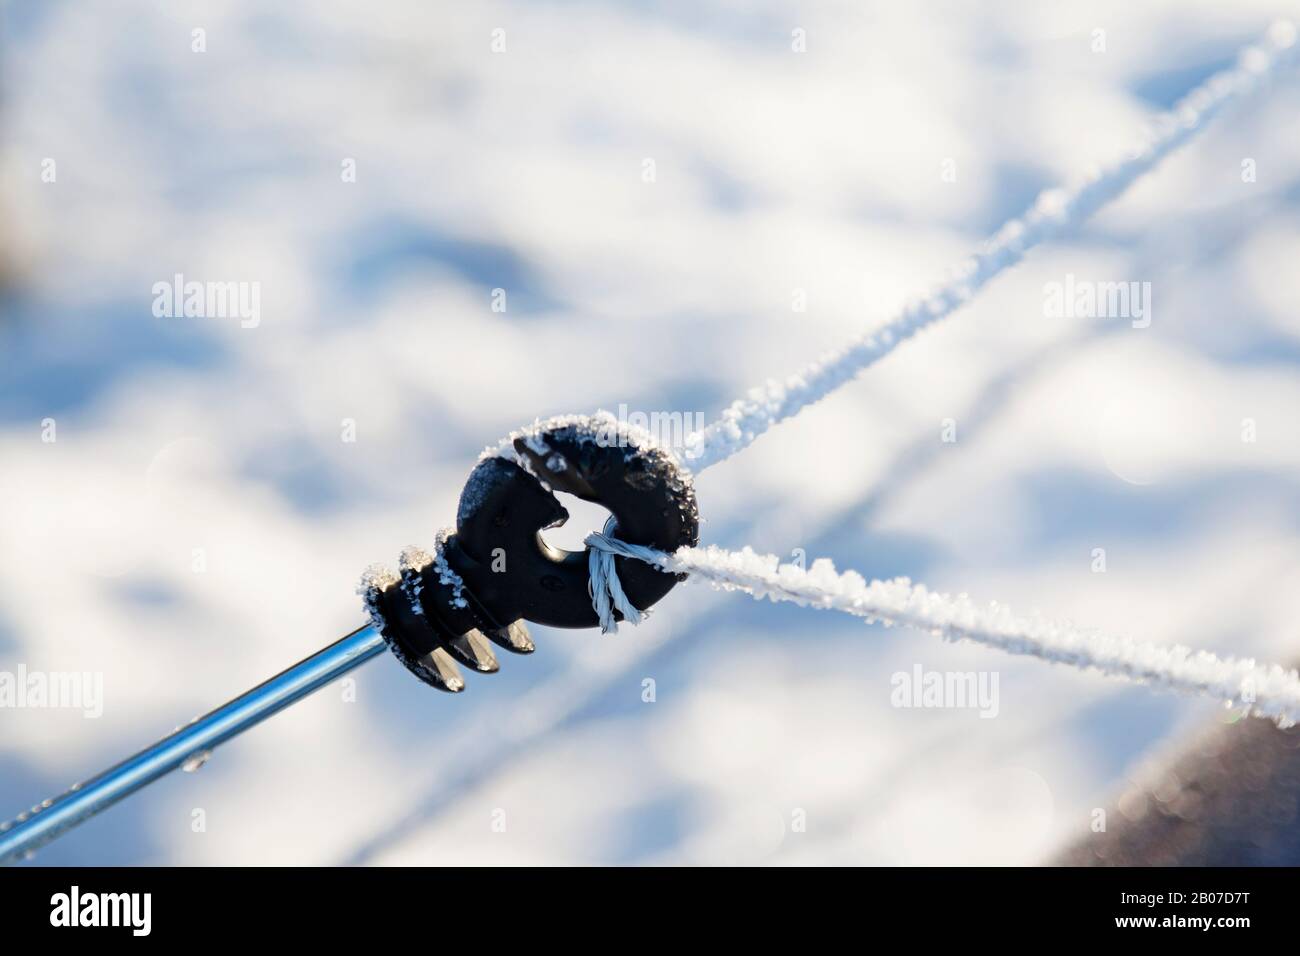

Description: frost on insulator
[479,411,673,473]
[432,527,468,608]
[393,534,468,612]
[399,545,434,616]
[357,563,400,628]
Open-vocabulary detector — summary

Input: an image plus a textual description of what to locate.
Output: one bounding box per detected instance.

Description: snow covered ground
[3,0,1300,865]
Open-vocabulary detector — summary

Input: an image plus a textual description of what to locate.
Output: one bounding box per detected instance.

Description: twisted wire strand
[678,21,1299,471]
[585,534,1300,728]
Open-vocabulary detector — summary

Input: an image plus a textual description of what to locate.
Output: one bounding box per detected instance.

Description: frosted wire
[586,532,1300,727]
[680,21,1299,470]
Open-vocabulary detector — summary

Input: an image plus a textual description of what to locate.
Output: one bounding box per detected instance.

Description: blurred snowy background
[3,0,1300,865]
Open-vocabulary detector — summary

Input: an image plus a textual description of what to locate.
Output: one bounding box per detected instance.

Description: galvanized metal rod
[0,623,387,865]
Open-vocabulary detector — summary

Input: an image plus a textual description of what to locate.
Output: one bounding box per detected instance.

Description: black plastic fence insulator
[375,417,700,692]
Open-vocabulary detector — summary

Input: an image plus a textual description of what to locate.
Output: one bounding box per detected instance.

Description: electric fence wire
[587,538,1300,727]
[677,20,1300,472]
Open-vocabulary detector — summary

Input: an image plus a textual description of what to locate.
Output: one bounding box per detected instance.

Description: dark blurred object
[0,199,29,302]
[1057,708,1300,865]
